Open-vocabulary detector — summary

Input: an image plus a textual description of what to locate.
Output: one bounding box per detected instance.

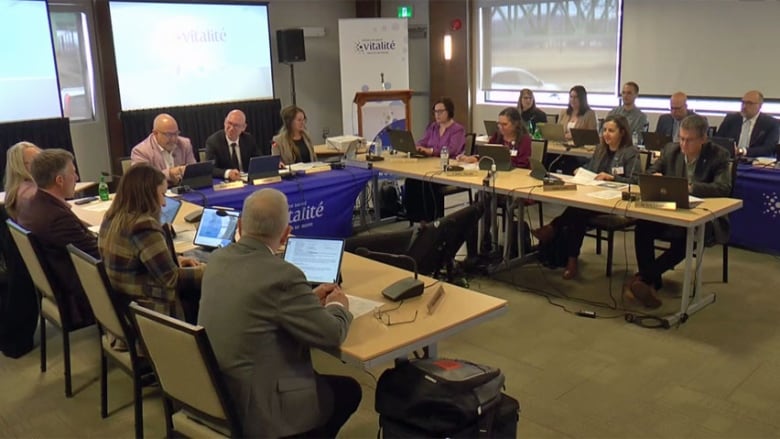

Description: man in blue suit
[656,92,699,143]
[716,90,779,157]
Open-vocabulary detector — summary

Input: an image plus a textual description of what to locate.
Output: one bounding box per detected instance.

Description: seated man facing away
[130,113,196,186]
[198,188,361,438]
[16,149,96,327]
[627,115,731,309]
[205,109,261,181]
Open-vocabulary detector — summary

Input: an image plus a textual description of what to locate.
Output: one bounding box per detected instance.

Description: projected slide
[0,0,62,123]
[109,1,273,110]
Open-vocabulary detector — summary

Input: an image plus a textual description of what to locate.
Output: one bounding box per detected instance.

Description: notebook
[476,144,513,171]
[642,132,672,151]
[160,196,182,224]
[192,207,240,250]
[387,129,426,158]
[570,128,600,148]
[638,174,702,209]
[283,236,345,286]
[536,123,569,143]
[483,120,499,137]
[180,161,214,189]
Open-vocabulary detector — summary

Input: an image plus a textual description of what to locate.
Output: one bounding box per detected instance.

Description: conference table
[337,252,507,369]
[730,163,780,254]
[370,156,742,326]
[177,167,376,238]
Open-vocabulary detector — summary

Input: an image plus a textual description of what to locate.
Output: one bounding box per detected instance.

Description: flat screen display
[109,1,273,110]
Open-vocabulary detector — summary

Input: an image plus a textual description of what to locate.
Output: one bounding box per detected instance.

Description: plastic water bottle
[375,138,383,157]
[631,131,639,146]
[440,145,449,170]
[98,175,109,201]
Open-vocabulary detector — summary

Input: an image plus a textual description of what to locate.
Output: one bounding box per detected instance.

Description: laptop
[283,236,345,286]
[160,196,182,224]
[536,123,568,143]
[642,131,672,151]
[638,174,702,209]
[570,128,600,148]
[529,158,562,183]
[483,120,499,137]
[476,144,513,171]
[387,129,426,158]
[180,161,214,189]
[192,207,240,249]
[243,155,282,184]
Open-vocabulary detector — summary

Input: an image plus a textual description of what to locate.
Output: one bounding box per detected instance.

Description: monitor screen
[109,1,273,110]
[283,237,345,284]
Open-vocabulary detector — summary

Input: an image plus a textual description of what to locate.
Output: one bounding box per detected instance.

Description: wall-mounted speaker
[277,29,306,63]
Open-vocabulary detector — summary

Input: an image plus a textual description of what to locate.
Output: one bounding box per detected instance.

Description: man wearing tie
[656,92,701,143]
[716,90,779,157]
[205,109,261,181]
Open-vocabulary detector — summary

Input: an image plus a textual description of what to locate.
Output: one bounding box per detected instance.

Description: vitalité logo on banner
[354,39,397,55]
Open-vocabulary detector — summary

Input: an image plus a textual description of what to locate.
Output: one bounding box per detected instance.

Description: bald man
[656,92,702,142]
[204,109,262,181]
[130,113,197,185]
[198,188,360,438]
[716,90,779,157]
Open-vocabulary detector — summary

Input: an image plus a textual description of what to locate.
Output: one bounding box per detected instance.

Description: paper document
[82,201,112,212]
[345,294,383,319]
[598,181,629,190]
[689,195,703,203]
[569,168,601,186]
[586,190,623,200]
[289,161,329,171]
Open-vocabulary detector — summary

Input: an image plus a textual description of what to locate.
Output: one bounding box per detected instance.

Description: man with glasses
[716,90,779,157]
[607,81,648,137]
[626,115,731,309]
[198,188,361,438]
[656,92,702,143]
[130,113,196,185]
[205,109,261,181]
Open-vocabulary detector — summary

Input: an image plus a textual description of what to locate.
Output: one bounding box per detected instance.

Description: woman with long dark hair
[558,85,597,141]
[272,105,318,165]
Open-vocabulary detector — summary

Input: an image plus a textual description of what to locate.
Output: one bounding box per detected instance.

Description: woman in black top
[517,88,548,132]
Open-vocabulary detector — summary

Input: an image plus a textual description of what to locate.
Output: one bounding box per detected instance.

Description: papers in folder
[569,168,628,190]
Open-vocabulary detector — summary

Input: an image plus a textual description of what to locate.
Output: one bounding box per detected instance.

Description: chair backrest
[530,139,548,163]
[120,157,133,175]
[198,148,207,162]
[5,219,57,302]
[546,113,559,124]
[464,132,476,156]
[67,244,133,346]
[129,302,241,436]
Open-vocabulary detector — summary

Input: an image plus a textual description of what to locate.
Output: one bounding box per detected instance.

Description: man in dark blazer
[627,115,731,309]
[717,90,779,157]
[16,149,96,327]
[198,188,361,438]
[656,92,700,142]
[205,109,261,181]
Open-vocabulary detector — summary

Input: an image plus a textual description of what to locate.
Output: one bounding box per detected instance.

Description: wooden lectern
[353,89,413,137]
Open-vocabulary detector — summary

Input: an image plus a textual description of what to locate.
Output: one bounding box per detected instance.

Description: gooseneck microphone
[354,247,424,301]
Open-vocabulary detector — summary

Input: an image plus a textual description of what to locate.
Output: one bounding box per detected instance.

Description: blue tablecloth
[730,164,780,254]
[181,167,376,238]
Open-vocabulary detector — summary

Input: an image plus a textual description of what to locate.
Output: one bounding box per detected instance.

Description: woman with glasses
[559,85,598,141]
[414,97,466,157]
[458,107,532,169]
[517,88,548,132]
[272,105,318,165]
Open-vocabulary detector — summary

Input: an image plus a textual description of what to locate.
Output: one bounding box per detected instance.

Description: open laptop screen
[283,236,345,284]
[193,208,239,249]
[160,196,182,224]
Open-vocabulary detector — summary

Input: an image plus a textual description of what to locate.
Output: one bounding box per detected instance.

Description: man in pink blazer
[130,113,196,185]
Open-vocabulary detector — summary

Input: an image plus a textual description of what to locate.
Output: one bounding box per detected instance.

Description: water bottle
[375,138,383,157]
[98,175,109,201]
[440,145,449,170]
[631,131,639,146]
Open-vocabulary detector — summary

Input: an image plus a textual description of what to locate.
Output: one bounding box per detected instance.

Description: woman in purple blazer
[415,97,466,157]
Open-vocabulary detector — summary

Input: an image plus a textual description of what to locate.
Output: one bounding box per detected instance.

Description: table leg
[663,224,716,326]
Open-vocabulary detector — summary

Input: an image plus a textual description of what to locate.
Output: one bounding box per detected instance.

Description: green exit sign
[397,6,413,18]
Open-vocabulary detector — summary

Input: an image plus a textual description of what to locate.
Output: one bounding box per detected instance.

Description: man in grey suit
[198,188,361,438]
[656,92,699,142]
[627,115,731,309]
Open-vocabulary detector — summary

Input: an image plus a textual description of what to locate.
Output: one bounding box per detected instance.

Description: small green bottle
[98,175,109,201]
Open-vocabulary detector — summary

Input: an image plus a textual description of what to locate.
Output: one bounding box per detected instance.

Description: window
[478,0,622,106]
[49,7,95,121]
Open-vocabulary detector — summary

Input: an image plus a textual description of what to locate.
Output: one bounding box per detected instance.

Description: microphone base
[382,277,425,302]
